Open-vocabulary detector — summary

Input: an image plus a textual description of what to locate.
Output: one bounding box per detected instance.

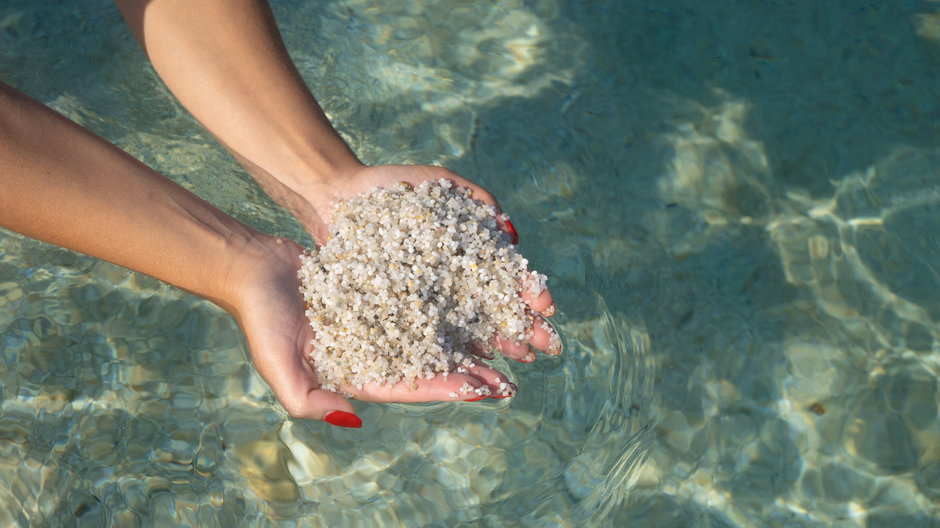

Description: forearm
[114,0,362,189]
[0,82,261,312]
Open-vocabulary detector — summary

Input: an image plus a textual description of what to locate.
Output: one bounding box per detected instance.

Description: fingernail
[547,333,563,356]
[492,383,518,399]
[324,410,362,428]
[505,219,520,245]
[540,303,556,317]
[538,317,563,356]
[466,396,488,402]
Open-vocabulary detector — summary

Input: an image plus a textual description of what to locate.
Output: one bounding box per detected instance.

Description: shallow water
[2,0,940,526]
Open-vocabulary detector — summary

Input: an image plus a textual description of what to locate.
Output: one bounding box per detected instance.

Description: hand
[228,167,558,427]
[291,162,559,358]
[277,164,498,246]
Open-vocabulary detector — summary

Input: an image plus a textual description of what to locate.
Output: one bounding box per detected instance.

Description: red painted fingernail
[466,396,488,402]
[324,410,362,428]
[505,219,520,244]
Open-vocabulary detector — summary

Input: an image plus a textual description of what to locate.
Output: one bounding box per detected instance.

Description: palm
[234,239,344,419]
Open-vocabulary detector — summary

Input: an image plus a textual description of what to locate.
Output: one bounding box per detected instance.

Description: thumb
[277,386,362,428]
[248,338,363,427]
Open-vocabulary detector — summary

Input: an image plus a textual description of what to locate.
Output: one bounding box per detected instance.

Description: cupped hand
[292,164,502,246]
[303,163,557,343]
[231,166,558,427]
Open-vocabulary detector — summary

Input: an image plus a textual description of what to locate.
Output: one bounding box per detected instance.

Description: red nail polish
[505,219,520,245]
[466,396,488,402]
[324,410,362,428]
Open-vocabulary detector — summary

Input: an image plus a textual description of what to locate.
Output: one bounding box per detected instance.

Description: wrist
[267,147,364,189]
[239,154,368,244]
[218,231,305,320]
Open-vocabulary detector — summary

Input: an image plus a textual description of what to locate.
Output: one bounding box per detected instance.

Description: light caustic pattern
[1,0,940,526]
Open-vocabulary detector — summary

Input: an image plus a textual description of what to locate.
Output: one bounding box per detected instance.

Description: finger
[527,315,563,357]
[311,391,363,428]
[468,340,495,360]
[465,362,518,398]
[521,286,555,317]
[448,173,501,211]
[247,327,362,426]
[258,356,361,426]
[494,335,535,363]
[348,365,507,402]
[436,172,516,242]
[495,214,520,245]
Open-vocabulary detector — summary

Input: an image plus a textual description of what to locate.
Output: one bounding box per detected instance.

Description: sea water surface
[1,0,939,526]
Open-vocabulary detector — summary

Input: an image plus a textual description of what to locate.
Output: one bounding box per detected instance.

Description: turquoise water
[2,0,940,525]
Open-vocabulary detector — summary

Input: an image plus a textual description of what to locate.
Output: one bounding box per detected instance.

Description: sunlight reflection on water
[1,0,939,526]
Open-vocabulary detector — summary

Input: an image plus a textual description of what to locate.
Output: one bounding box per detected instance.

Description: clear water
[2,0,940,526]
